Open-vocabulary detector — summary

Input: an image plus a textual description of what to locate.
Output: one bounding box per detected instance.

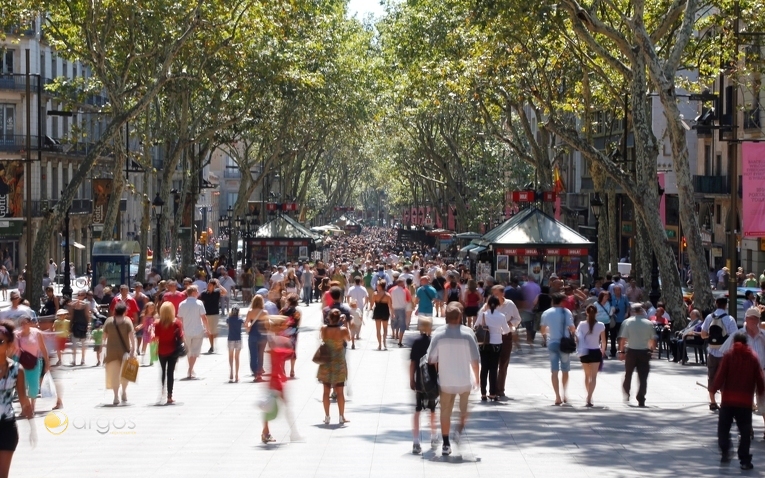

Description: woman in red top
[261,316,300,444]
[464,280,482,328]
[154,302,184,404]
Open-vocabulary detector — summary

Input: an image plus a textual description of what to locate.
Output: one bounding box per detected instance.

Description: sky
[347,0,386,19]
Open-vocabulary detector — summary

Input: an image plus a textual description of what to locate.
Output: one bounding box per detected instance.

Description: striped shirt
[719,328,765,369]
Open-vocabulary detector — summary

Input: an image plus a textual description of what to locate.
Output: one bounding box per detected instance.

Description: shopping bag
[258,392,278,421]
[121,356,139,382]
[150,341,159,362]
[40,372,57,400]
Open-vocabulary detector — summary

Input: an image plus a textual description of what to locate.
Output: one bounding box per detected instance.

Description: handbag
[558,309,577,354]
[173,325,187,358]
[17,335,38,370]
[474,312,489,346]
[312,343,331,364]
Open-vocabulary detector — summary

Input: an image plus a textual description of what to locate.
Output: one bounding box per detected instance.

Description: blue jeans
[547,342,571,372]
[302,285,313,304]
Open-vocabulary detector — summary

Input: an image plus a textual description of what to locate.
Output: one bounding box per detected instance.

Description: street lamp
[649,183,665,307]
[589,193,604,282]
[152,193,164,273]
[61,190,72,299]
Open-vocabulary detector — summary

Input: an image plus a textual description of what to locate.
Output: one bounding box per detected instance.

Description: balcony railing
[0,135,101,156]
[223,168,241,179]
[0,74,42,91]
[30,199,92,217]
[693,175,742,196]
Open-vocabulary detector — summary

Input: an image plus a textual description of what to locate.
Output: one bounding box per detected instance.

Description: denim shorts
[547,341,571,372]
[392,309,407,333]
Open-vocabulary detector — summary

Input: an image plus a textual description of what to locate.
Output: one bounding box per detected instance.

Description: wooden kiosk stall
[472,208,593,285]
[249,215,321,266]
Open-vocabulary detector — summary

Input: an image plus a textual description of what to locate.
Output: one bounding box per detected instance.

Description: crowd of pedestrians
[2,226,765,472]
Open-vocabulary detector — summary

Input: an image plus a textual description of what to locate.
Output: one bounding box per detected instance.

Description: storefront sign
[712,247,723,258]
[743,142,765,236]
[545,248,589,256]
[511,191,536,202]
[92,179,113,225]
[251,240,308,246]
[701,231,712,246]
[496,248,540,256]
[621,221,633,235]
[665,226,678,242]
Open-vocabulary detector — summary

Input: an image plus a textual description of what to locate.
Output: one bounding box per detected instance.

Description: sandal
[261,433,276,444]
[290,371,295,378]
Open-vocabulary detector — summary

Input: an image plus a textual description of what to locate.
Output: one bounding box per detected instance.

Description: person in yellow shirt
[53,308,70,366]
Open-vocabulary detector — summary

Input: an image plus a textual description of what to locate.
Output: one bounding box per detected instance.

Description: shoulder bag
[312,342,331,364]
[17,335,38,370]
[559,309,577,354]
[474,311,489,346]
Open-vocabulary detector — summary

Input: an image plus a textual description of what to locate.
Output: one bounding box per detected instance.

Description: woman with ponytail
[575,305,607,407]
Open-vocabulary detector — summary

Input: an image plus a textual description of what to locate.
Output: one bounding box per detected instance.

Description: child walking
[92,321,104,366]
[409,317,439,454]
[53,309,70,366]
[227,308,244,382]
[348,299,364,349]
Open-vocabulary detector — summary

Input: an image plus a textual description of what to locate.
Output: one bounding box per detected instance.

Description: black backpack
[708,312,729,349]
[417,356,439,399]
[447,285,460,303]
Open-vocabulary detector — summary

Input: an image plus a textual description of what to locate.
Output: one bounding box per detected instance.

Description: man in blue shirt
[540,293,576,405]
[414,275,438,318]
[608,286,630,358]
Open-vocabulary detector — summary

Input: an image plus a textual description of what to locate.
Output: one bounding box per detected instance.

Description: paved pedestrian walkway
[11,303,763,477]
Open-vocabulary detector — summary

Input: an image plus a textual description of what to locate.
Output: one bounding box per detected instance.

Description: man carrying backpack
[409,317,438,454]
[702,297,739,411]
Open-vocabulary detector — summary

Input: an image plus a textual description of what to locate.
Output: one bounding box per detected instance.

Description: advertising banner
[743,143,765,237]
[0,161,24,218]
[92,178,113,225]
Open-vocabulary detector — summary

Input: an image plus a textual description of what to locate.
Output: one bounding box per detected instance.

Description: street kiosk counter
[91,241,141,289]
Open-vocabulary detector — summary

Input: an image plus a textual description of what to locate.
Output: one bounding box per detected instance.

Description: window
[51,167,58,200]
[39,53,45,78]
[62,60,67,79]
[51,56,57,78]
[2,50,14,74]
[226,192,238,210]
[0,104,15,141]
[704,145,712,175]
[716,204,721,225]
[715,154,722,176]
[744,98,761,129]
[224,154,240,178]
[63,116,69,138]
[51,114,58,138]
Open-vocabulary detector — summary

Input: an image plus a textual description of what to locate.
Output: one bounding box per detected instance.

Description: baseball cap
[745,307,761,319]
[56,308,68,317]
[256,288,269,297]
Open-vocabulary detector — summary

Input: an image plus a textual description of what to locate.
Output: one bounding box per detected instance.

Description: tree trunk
[607,189,618,274]
[136,172,151,283]
[100,152,126,241]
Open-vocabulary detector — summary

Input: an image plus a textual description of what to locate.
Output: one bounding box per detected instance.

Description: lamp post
[589,193,604,282]
[61,193,72,299]
[649,183,665,307]
[152,193,164,273]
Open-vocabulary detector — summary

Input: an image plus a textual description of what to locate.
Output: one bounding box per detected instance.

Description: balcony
[693,175,742,196]
[0,135,99,156]
[223,167,241,179]
[30,199,92,217]
[0,74,43,91]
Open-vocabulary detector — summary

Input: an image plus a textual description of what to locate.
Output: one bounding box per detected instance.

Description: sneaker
[741,463,754,470]
[323,416,330,425]
[412,443,422,454]
[430,436,440,448]
[442,445,452,456]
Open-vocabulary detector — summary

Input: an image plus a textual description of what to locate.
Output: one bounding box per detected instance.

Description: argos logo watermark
[44,412,137,435]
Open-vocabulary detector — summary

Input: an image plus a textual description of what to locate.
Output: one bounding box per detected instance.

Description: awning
[458,243,478,259]
[468,246,487,258]
[72,241,86,250]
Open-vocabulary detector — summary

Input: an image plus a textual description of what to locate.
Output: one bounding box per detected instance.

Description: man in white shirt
[484,284,521,398]
[701,297,739,411]
[177,286,209,379]
[389,278,411,346]
[93,277,107,301]
[399,266,414,284]
[270,266,285,288]
[427,302,480,456]
[48,259,57,282]
[347,277,369,310]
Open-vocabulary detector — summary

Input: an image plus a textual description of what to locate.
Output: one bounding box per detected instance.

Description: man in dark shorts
[410,317,438,454]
